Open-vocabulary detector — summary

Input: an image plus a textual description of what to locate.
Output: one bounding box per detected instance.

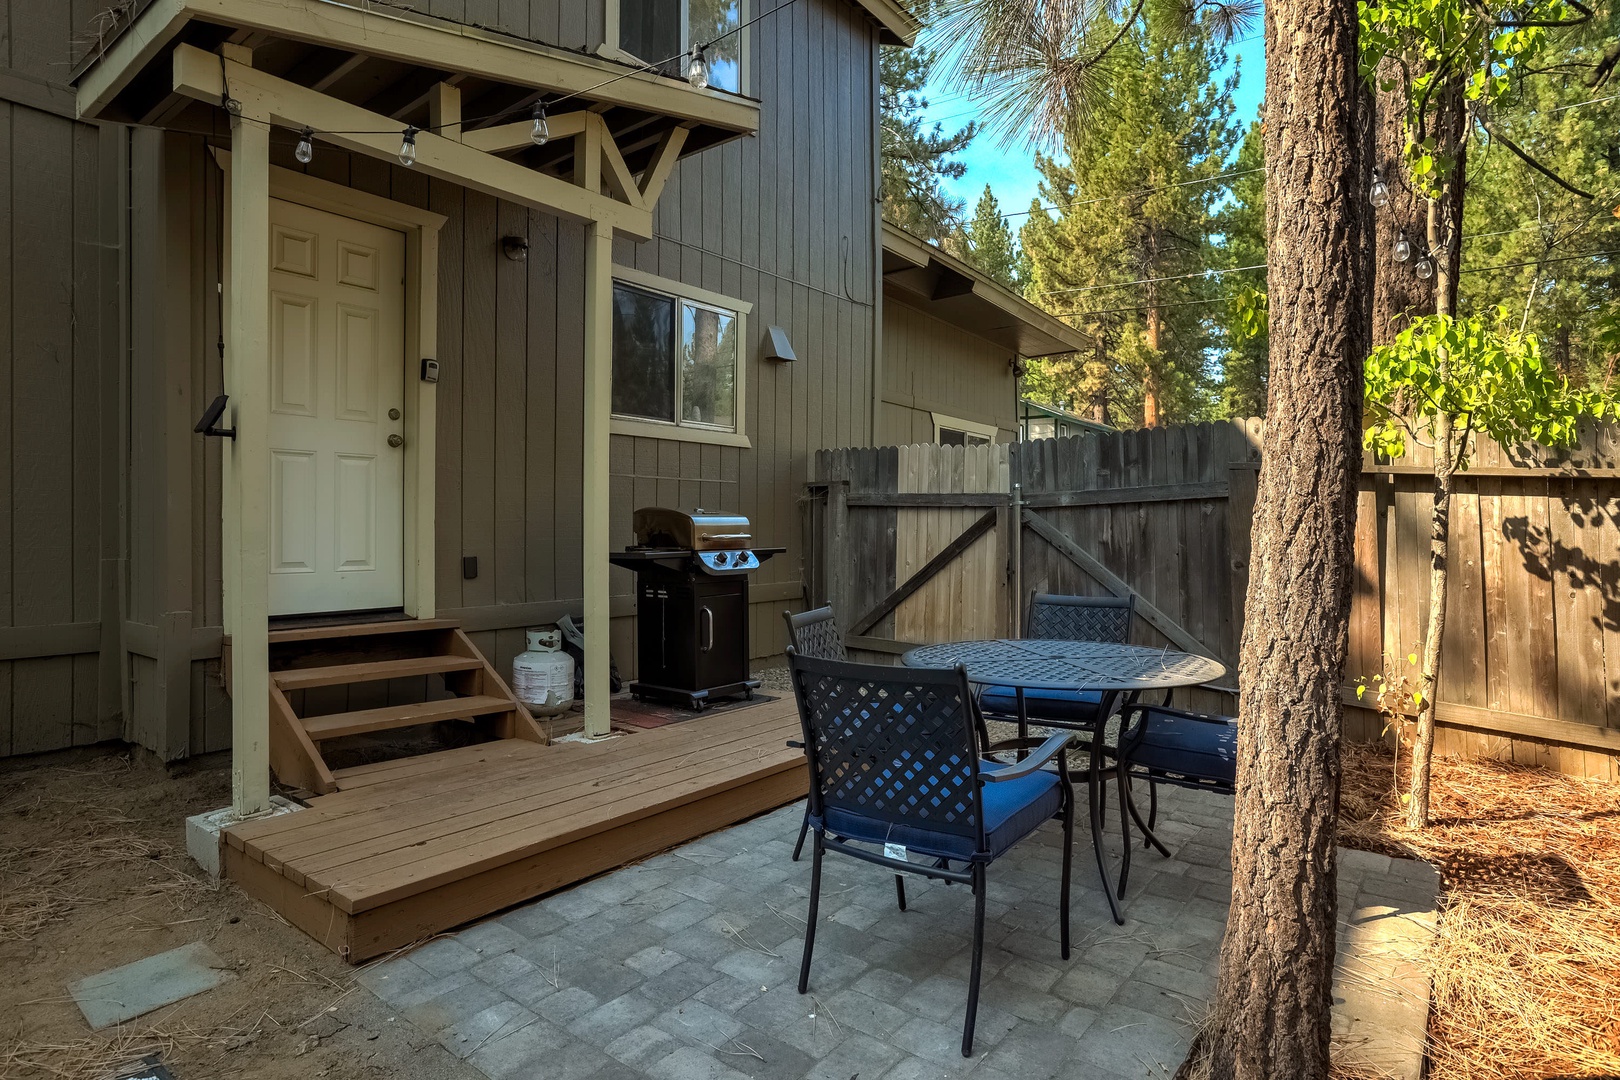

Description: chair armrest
[1118,703,1236,756]
[981,731,1073,782]
[984,736,1047,755]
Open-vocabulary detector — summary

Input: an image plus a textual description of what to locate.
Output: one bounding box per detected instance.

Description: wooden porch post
[228,105,273,815]
[582,218,614,737]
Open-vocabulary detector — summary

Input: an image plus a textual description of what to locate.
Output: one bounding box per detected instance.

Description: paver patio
[359,783,1434,1079]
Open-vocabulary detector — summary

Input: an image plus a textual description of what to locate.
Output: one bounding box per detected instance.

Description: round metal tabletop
[901,638,1228,692]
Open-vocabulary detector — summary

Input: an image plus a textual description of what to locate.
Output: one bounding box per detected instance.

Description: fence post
[827,475,851,628]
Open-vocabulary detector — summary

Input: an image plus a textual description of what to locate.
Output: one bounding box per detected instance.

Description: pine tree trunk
[1178,0,1370,1072]
[1371,58,1431,345]
[1143,304,1163,428]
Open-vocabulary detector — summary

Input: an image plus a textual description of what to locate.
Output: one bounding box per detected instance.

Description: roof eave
[853,0,921,45]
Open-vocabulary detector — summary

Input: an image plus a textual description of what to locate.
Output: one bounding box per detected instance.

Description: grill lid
[633,507,753,551]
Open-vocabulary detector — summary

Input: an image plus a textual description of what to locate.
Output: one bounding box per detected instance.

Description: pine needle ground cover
[1340,743,1620,1080]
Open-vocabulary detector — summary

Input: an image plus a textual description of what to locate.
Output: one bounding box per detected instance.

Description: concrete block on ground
[71,942,236,1030]
[184,796,301,878]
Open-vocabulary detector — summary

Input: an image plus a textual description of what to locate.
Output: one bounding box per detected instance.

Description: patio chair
[978,593,1138,732]
[782,607,846,862]
[1116,703,1237,888]
[786,650,1074,1058]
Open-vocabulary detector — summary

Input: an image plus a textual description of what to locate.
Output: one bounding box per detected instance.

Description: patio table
[902,638,1227,924]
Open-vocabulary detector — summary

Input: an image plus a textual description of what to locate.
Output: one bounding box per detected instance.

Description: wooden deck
[223,697,804,962]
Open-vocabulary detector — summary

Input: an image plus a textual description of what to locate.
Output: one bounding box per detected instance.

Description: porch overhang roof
[72,0,760,182]
[853,0,923,45]
[881,222,1094,359]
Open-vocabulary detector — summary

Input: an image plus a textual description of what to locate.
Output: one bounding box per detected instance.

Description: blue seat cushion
[979,685,1107,725]
[814,762,1062,863]
[1132,716,1237,786]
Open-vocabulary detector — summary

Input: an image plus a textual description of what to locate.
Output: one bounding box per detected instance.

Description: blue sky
[917,31,1267,222]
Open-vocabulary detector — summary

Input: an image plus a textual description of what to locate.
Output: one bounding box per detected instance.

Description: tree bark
[1178,0,1370,1073]
[1143,302,1163,428]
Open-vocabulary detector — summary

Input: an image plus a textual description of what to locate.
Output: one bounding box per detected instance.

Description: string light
[1394,234,1411,263]
[398,126,418,167]
[530,101,550,147]
[1415,255,1435,279]
[1369,169,1390,209]
[295,127,315,164]
[686,45,709,90]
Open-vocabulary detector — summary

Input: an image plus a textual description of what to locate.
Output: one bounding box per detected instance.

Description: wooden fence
[804,420,1620,780]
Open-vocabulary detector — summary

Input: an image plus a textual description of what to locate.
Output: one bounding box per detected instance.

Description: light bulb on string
[399,126,418,167]
[530,101,550,147]
[687,45,709,89]
[1394,234,1411,263]
[1369,170,1390,209]
[295,127,315,165]
[1415,255,1435,280]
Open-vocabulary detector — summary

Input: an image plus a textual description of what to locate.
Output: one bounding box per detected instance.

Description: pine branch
[1475,113,1598,199]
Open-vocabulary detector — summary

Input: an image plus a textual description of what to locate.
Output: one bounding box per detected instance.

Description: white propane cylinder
[513,628,574,716]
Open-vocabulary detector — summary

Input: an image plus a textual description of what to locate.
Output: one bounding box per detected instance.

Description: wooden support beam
[228,99,273,817]
[593,115,644,210]
[849,510,998,637]
[461,110,589,154]
[582,218,615,738]
[575,114,602,195]
[1021,508,1220,661]
[171,44,653,239]
[429,82,461,143]
[639,125,689,205]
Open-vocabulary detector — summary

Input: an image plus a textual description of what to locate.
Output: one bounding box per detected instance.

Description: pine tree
[881,0,979,242]
[1017,7,1239,427]
[960,185,1022,288]
[1213,116,1270,418]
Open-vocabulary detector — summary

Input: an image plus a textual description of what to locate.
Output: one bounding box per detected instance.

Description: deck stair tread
[301,695,516,741]
[227,700,803,914]
[268,618,460,644]
[274,655,485,690]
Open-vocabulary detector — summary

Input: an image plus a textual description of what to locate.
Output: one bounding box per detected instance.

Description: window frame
[604,0,750,96]
[610,266,752,449]
[931,412,1000,447]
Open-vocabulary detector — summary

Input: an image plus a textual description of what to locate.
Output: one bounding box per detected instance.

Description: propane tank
[513,628,574,716]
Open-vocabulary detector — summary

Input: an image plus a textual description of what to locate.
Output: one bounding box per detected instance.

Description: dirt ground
[0,745,480,1080]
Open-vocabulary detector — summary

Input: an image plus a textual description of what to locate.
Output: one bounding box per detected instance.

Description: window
[611,270,750,447]
[617,0,745,93]
[932,413,999,447]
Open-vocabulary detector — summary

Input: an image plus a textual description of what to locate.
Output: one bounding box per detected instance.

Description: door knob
[388,408,401,420]
[388,433,405,448]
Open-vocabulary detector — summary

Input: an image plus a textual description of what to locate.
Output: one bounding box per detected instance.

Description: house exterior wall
[0,0,880,758]
[880,298,1018,445]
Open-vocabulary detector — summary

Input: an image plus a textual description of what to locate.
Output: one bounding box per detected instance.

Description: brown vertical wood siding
[0,0,879,756]
[880,299,1018,445]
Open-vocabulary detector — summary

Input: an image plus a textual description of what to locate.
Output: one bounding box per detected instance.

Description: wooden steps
[223,697,806,963]
[259,618,545,795]
[274,655,485,691]
[301,695,516,741]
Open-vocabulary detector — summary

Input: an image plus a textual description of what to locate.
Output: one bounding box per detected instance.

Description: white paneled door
[267,199,407,616]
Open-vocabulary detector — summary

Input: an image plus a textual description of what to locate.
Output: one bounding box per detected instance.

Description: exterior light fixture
[1369,170,1390,209]
[687,45,710,90]
[530,101,550,147]
[1415,255,1435,280]
[295,127,315,165]
[501,236,530,262]
[399,127,419,167]
[1394,234,1411,263]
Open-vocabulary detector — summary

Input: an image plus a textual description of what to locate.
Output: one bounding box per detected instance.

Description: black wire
[225,0,802,142]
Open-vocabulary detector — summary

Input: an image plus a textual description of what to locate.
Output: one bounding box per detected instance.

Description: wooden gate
[805,420,1620,780]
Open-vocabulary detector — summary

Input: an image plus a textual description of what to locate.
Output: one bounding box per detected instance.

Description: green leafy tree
[1016,5,1240,427]
[881,0,979,241]
[1364,307,1614,827]
[1213,116,1269,418]
[960,185,1023,289]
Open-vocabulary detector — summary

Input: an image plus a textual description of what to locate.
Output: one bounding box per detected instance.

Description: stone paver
[366,784,1434,1079]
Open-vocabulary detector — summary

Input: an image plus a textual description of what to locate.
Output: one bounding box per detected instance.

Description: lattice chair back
[787,650,987,856]
[1026,592,1136,644]
[783,606,848,662]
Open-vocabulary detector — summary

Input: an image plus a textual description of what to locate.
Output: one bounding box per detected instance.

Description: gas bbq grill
[609,508,783,710]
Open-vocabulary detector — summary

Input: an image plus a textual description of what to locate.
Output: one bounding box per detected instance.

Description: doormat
[615,692,780,730]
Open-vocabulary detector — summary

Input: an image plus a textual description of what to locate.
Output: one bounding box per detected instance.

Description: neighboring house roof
[1019,398,1114,434]
[881,221,1095,359]
[852,0,923,45]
